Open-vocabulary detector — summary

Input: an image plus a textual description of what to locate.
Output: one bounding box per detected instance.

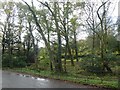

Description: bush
[104,53,118,62]
[2,54,27,68]
[80,56,103,73]
[13,56,27,68]
[2,54,13,67]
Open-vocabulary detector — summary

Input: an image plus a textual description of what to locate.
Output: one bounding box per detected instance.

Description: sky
[1,0,119,17]
[0,0,119,47]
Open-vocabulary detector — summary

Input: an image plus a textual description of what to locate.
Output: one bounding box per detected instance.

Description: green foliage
[107,35,118,52]
[80,56,103,73]
[104,53,118,62]
[2,54,27,68]
[12,56,27,68]
[38,48,49,62]
[2,54,12,67]
[29,48,50,71]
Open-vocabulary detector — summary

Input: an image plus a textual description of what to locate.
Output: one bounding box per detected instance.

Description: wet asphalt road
[2,71,107,89]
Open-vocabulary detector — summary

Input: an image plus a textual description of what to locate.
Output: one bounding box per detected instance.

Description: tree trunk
[64,45,67,72]
[103,61,112,73]
[28,20,36,63]
[97,2,112,73]
[92,32,95,66]
[2,36,5,54]
[53,2,63,72]
[45,15,53,71]
[64,25,74,66]
[74,31,78,62]
[63,2,74,66]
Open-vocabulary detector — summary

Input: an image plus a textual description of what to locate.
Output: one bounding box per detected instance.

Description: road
[2,71,108,89]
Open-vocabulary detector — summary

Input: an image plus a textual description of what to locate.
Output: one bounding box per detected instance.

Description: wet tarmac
[2,71,107,89]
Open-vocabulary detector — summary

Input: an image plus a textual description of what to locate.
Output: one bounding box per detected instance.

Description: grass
[3,67,119,89]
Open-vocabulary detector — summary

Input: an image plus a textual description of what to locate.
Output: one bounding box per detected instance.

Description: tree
[62,2,74,66]
[1,1,15,59]
[96,1,113,72]
[83,2,98,64]
[40,2,63,72]
[116,16,120,55]
[70,17,79,62]
[23,1,64,72]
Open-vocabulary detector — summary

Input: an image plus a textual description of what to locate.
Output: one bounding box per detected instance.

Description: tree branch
[97,1,108,23]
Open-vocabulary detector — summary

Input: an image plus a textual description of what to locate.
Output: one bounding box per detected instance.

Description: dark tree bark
[73,30,78,62]
[64,44,67,72]
[28,20,36,63]
[2,34,5,54]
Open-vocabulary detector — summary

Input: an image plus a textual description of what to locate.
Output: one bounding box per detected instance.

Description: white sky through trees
[0,0,119,47]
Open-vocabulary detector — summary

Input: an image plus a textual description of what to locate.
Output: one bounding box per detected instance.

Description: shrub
[2,54,27,68]
[2,54,13,67]
[80,56,103,73]
[13,56,27,68]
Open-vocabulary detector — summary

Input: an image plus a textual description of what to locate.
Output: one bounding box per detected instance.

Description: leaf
[4,9,11,14]
[70,17,77,25]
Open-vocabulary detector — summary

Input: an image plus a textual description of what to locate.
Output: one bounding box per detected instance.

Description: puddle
[17,74,31,78]
[18,74,23,77]
[15,73,49,82]
[31,76,48,81]
[36,78,45,81]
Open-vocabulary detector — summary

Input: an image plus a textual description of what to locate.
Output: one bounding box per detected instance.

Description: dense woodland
[0,0,120,87]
